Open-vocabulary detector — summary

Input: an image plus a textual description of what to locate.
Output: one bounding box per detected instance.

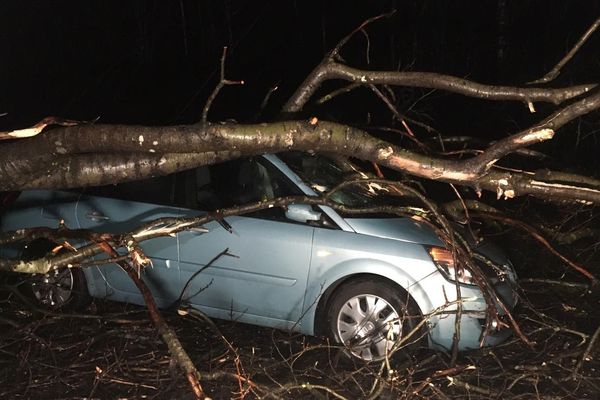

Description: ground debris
[1,227,599,399]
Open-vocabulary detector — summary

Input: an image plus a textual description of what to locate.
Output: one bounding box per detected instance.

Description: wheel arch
[308,257,435,337]
[314,273,424,336]
[19,238,92,310]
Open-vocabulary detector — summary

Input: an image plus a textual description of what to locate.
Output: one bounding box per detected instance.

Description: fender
[299,254,439,336]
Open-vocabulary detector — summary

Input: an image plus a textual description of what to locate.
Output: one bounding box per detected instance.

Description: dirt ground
[1,230,599,399]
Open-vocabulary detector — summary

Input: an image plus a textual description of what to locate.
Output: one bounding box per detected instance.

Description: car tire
[20,239,91,310]
[324,278,423,362]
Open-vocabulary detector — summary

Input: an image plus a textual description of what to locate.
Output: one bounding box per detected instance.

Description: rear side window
[0,191,20,215]
[81,156,303,215]
[84,174,179,207]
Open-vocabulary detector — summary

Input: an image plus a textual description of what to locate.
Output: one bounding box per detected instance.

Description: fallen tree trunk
[2,119,600,204]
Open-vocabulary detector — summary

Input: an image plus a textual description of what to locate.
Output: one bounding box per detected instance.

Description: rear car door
[0,190,81,258]
[176,157,315,330]
[75,174,183,306]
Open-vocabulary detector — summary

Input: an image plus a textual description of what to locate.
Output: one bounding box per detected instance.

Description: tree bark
[283,61,595,113]
[2,119,600,204]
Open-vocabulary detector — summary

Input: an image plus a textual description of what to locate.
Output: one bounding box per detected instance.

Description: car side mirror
[285,204,322,223]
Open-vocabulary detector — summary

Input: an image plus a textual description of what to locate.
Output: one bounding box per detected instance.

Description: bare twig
[447,376,497,396]
[202,46,244,124]
[257,82,280,118]
[283,61,595,113]
[366,84,430,152]
[520,279,591,290]
[571,324,600,379]
[0,116,83,140]
[97,241,207,399]
[471,211,598,284]
[316,83,362,105]
[174,248,233,306]
[530,17,600,84]
[329,12,396,60]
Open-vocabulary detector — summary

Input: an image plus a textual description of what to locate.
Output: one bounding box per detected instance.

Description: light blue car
[1,151,517,361]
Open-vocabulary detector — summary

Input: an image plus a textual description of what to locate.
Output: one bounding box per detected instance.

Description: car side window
[84,174,180,207]
[180,157,304,220]
[81,156,310,222]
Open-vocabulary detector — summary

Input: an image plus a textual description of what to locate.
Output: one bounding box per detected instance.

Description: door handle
[86,211,110,221]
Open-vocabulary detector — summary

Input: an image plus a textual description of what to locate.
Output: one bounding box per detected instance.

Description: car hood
[344,217,444,246]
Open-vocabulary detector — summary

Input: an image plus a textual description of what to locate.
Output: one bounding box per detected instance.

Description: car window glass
[279,152,415,211]
[84,174,179,207]
[173,167,221,211]
[181,157,303,221]
[81,156,310,221]
[279,152,373,206]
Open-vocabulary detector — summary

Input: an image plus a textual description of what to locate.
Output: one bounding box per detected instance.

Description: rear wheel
[324,278,422,362]
[21,240,91,310]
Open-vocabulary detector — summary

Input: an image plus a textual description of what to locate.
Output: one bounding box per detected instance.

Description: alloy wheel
[30,268,74,308]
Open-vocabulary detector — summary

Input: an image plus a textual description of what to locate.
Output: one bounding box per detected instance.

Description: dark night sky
[1,1,599,170]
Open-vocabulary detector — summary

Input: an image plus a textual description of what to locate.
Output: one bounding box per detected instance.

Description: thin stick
[571,324,600,379]
[98,241,207,399]
[472,211,597,284]
[530,17,600,84]
[330,11,395,59]
[367,85,431,152]
[202,46,244,123]
[520,278,590,290]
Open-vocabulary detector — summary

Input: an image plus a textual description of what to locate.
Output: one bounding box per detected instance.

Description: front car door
[177,157,315,330]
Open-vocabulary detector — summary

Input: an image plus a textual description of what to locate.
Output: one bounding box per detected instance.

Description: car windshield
[278,152,402,209]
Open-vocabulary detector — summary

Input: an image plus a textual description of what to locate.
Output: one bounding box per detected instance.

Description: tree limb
[530,16,600,84]
[3,118,600,203]
[202,46,244,124]
[283,61,595,113]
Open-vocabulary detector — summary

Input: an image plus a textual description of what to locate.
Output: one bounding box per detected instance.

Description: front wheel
[325,278,422,362]
[21,240,91,310]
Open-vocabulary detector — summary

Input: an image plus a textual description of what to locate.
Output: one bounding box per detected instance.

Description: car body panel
[299,225,441,335]
[176,211,314,326]
[74,194,182,305]
[0,153,518,353]
[0,190,81,258]
[344,217,445,247]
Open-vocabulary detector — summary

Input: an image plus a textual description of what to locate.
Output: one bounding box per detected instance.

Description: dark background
[1,1,599,172]
[1,4,600,398]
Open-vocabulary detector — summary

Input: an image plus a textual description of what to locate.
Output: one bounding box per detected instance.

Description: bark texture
[2,118,600,204]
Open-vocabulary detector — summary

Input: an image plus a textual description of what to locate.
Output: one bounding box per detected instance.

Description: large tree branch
[465,87,600,176]
[2,151,240,190]
[283,61,595,113]
[2,116,600,203]
[0,118,527,188]
[463,86,600,174]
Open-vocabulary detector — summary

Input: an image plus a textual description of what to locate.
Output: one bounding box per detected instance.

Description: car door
[0,190,81,258]
[176,158,315,330]
[75,174,183,305]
